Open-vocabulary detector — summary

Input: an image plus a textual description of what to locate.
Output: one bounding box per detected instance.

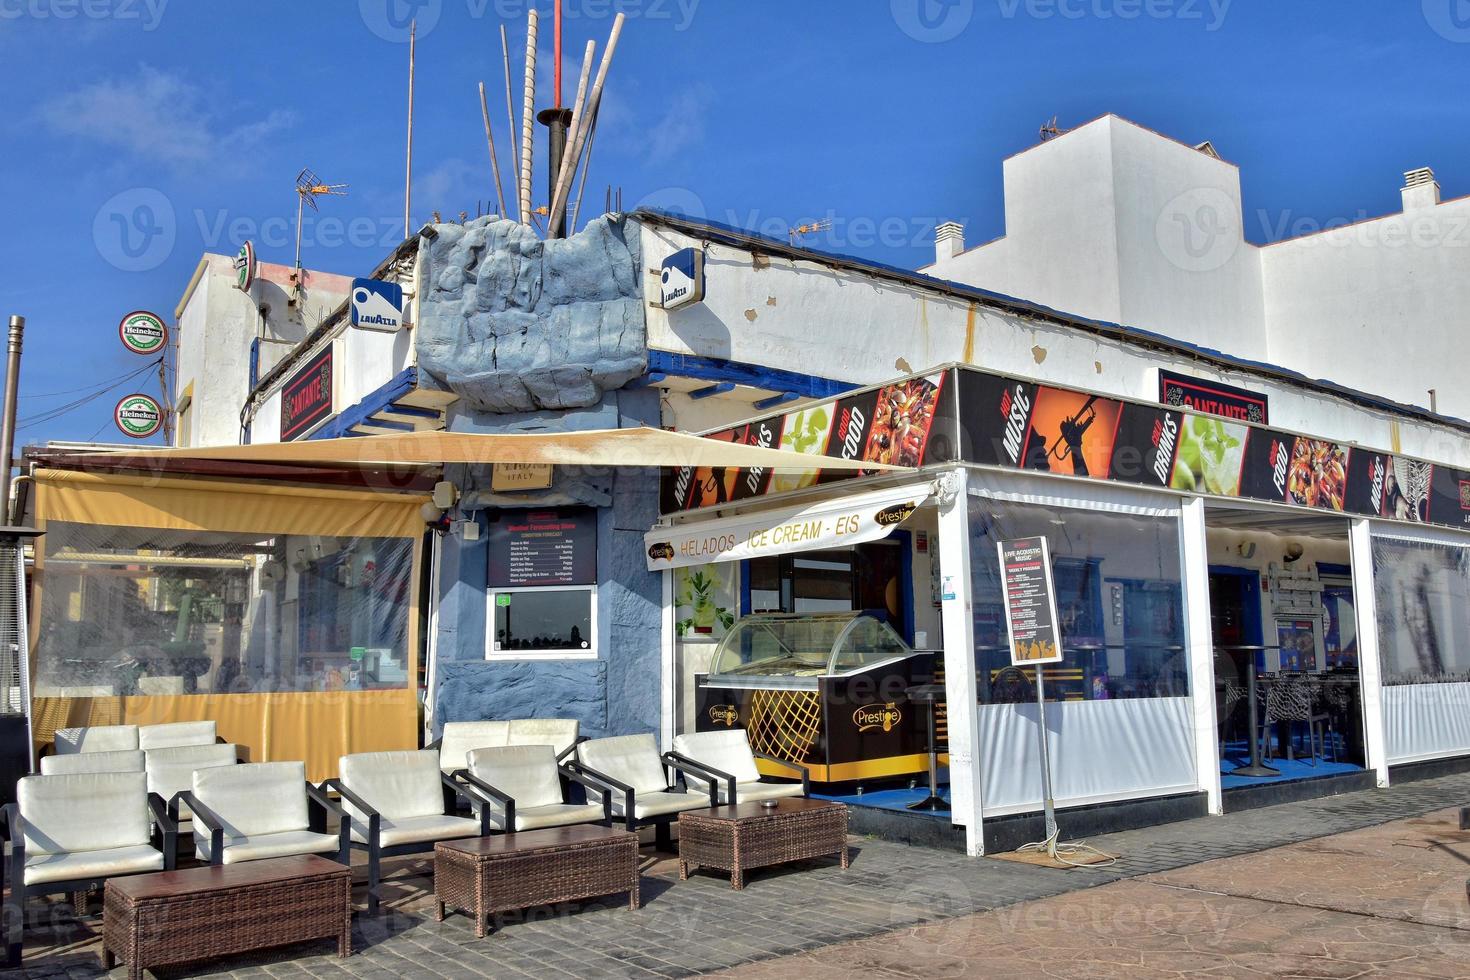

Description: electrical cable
[18,357,162,430]
[1016,828,1119,870]
[21,360,162,399]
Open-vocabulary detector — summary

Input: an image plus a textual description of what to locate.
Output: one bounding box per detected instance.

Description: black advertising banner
[1428,465,1470,529]
[816,387,880,485]
[998,536,1063,665]
[1238,427,1294,503]
[1021,387,1124,479]
[1346,449,1389,517]
[863,372,950,468]
[1384,456,1434,523]
[1111,404,1183,488]
[1159,369,1269,424]
[279,346,333,441]
[957,370,1039,468]
[1283,438,1349,512]
[487,508,597,588]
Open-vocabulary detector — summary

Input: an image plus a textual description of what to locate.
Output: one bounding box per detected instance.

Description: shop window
[968,498,1186,702]
[35,522,413,696]
[1372,536,1470,685]
[488,585,596,658]
[745,541,908,636]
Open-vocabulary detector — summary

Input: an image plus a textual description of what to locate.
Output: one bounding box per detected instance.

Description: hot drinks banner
[659,366,1470,533]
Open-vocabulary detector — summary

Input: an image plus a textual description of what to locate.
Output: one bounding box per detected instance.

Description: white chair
[432,721,510,773]
[324,750,490,914]
[144,742,239,834]
[53,724,138,754]
[458,745,610,833]
[670,729,809,804]
[138,720,217,750]
[180,762,348,867]
[2,771,175,966]
[571,734,715,850]
[39,749,146,776]
[506,719,580,758]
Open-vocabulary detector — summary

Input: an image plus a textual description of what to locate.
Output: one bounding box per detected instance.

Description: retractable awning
[103,428,910,472]
[644,483,934,570]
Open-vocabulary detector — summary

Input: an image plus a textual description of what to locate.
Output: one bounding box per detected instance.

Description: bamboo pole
[500,24,522,223]
[479,82,508,218]
[518,8,539,228]
[550,41,595,237]
[549,13,624,228]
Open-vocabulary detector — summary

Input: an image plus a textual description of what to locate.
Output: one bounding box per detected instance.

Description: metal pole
[0,317,23,525]
[1034,665,1058,856]
[404,19,416,239]
[479,82,508,218]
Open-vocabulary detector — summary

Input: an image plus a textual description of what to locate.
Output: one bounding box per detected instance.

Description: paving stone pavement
[7,771,1470,979]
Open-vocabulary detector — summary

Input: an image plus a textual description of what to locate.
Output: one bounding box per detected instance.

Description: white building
[924,114,1470,420]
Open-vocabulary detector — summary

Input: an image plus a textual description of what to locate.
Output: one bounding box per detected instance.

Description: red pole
[554,0,563,108]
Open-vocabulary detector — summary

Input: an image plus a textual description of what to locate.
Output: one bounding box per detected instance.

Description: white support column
[659,568,677,751]
[936,468,984,855]
[1349,519,1390,788]
[1179,497,1223,814]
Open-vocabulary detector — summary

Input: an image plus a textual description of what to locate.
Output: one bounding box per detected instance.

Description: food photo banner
[659,366,1470,533]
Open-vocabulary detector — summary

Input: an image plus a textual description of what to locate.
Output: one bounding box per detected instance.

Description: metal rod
[500,24,522,222]
[554,0,563,108]
[570,104,599,231]
[1035,666,1058,855]
[551,40,595,237]
[1229,648,1281,777]
[404,19,416,239]
[518,7,539,228]
[0,317,23,524]
[479,82,508,217]
[293,191,305,270]
[549,13,624,226]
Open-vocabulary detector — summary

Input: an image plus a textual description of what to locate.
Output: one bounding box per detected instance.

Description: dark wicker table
[102,854,351,980]
[434,825,640,937]
[678,798,849,890]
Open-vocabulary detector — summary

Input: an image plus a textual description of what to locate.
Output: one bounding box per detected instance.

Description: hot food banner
[659,366,1470,532]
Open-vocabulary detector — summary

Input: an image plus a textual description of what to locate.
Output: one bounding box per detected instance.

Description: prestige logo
[852,702,901,733]
[1151,414,1179,484]
[874,502,918,527]
[647,542,675,562]
[1270,439,1290,497]
[999,384,1032,464]
[707,705,740,727]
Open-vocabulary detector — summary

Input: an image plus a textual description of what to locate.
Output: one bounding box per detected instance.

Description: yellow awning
[102,427,908,472]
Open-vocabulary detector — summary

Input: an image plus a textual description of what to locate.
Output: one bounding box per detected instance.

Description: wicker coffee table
[434,825,640,937]
[678,798,849,890]
[102,854,351,980]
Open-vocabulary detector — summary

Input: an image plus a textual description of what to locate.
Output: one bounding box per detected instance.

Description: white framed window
[487,584,598,660]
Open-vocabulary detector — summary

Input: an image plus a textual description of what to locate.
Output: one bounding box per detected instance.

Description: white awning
[645,483,934,571]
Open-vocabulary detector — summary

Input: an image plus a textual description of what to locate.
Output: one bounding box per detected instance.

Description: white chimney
[935,221,965,263]
[1402,167,1441,212]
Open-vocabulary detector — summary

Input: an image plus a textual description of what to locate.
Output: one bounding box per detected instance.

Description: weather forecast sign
[119,311,167,355]
[114,393,163,439]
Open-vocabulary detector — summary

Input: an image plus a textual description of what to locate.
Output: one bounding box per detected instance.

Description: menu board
[998,536,1064,666]
[487,508,596,588]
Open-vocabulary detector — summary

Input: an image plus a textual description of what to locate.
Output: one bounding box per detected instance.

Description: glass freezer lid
[707,612,913,680]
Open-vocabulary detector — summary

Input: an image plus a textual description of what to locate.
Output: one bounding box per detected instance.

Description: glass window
[36,522,413,696]
[488,586,595,657]
[1372,536,1470,685]
[969,498,1186,702]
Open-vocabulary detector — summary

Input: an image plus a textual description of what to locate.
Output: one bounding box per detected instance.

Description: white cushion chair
[180,762,348,868]
[670,729,809,804]
[324,750,490,914]
[53,724,139,755]
[506,719,580,758]
[571,734,716,850]
[144,742,239,834]
[2,771,175,967]
[39,748,146,776]
[458,745,610,832]
[433,721,510,772]
[138,720,217,750]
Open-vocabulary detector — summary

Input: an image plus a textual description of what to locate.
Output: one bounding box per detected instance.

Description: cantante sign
[280,346,333,441]
[998,536,1064,666]
[645,485,931,570]
[1159,369,1269,425]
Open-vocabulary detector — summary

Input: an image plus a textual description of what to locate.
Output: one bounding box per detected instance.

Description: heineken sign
[114,393,163,439]
[119,311,167,356]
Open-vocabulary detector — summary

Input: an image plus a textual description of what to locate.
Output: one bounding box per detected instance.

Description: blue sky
[0,0,1466,444]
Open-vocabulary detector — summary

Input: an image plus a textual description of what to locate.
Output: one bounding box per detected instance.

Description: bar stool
[905,683,948,812]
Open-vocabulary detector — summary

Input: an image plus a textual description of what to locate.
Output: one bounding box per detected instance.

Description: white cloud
[39,64,293,170]
[643,84,712,162]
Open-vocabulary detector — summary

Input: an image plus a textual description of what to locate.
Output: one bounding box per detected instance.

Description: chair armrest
[2,803,23,885]
[440,772,494,834]
[455,771,513,833]
[565,761,635,825]
[558,765,613,820]
[426,735,442,752]
[663,751,731,806]
[178,791,225,866]
[753,751,811,796]
[307,782,351,859]
[146,792,178,871]
[555,735,588,764]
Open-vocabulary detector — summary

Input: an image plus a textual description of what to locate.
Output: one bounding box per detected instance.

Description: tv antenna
[294,168,349,271]
[788,218,832,245]
[1039,116,1067,142]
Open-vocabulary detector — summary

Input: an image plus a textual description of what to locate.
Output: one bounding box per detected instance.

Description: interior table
[678,798,849,891]
[103,854,351,980]
[434,825,639,938]
[1220,645,1281,777]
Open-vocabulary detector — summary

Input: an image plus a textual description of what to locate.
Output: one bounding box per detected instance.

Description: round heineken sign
[235,240,256,291]
[114,393,163,439]
[119,310,167,356]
